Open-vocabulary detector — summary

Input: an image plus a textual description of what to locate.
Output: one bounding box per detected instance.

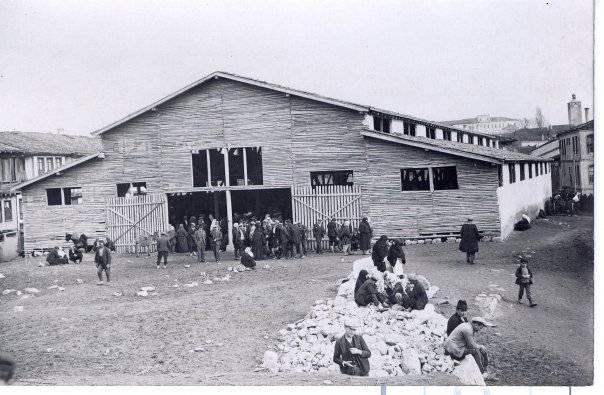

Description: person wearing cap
[156,232,170,269]
[94,240,112,285]
[327,217,339,253]
[444,317,490,374]
[447,300,469,336]
[312,221,326,254]
[194,224,207,263]
[459,217,481,264]
[515,257,537,307]
[333,319,371,376]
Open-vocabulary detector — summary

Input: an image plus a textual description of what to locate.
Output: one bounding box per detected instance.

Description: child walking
[515,257,537,307]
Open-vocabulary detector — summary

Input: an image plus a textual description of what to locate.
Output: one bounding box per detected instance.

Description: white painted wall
[496,170,552,238]
[415,124,426,137]
[0,195,19,232]
[391,119,405,134]
[435,128,443,139]
[362,114,373,129]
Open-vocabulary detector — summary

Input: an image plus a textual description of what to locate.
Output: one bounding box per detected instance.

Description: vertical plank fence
[292,185,363,251]
[105,194,168,254]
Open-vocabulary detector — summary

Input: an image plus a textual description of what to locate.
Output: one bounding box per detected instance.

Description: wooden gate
[105,194,168,254]
[292,186,363,251]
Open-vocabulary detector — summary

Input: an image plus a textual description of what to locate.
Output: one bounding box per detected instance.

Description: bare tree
[535,107,546,129]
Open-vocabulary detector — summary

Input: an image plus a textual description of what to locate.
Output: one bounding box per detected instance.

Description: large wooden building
[13,72,552,253]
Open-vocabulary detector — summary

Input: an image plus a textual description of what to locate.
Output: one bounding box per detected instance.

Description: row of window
[0,200,12,222]
[46,182,150,205]
[400,166,459,191]
[192,147,264,187]
[374,116,497,148]
[0,157,19,183]
[37,156,65,175]
[507,162,549,184]
[560,134,594,157]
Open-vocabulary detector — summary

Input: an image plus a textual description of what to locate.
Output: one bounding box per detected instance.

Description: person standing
[459,217,480,264]
[387,239,405,274]
[447,300,469,336]
[194,225,207,263]
[312,221,325,254]
[444,317,491,375]
[95,240,112,285]
[371,235,389,272]
[297,222,308,258]
[358,217,372,255]
[327,217,338,253]
[251,221,265,260]
[332,319,371,376]
[232,223,242,259]
[176,224,189,253]
[210,222,222,263]
[156,232,170,269]
[339,220,352,255]
[515,257,537,307]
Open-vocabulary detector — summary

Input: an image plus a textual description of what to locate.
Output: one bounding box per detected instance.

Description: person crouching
[68,246,83,264]
[240,247,256,270]
[333,319,371,376]
[354,272,386,307]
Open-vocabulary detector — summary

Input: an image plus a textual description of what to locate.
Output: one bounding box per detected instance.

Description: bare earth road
[0,215,592,385]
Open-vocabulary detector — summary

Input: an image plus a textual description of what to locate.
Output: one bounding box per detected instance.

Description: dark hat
[519,256,528,263]
[456,300,468,311]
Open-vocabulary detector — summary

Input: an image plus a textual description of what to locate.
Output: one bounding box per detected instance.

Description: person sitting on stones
[68,245,83,264]
[354,269,369,295]
[447,300,468,336]
[354,273,386,307]
[46,246,69,266]
[400,274,428,310]
[240,247,256,270]
[371,235,389,272]
[333,318,371,376]
[444,316,490,376]
[383,273,406,306]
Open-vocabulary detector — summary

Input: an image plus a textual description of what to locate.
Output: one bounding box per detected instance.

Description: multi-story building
[557,120,594,195]
[0,131,101,261]
[439,115,531,135]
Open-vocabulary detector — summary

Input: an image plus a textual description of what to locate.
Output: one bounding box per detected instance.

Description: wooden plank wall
[364,138,501,238]
[106,193,167,254]
[292,185,362,251]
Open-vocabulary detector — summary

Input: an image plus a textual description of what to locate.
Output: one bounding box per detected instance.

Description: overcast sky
[0,0,594,135]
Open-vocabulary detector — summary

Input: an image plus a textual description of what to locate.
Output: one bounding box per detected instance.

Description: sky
[0,0,594,135]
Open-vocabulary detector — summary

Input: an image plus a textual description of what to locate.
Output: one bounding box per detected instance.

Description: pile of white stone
[263,257,484,384]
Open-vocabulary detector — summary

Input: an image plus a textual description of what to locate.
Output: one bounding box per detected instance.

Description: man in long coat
[358,217,372,254]
[312,221,326,254]
[459,218,480,264]
[371,235,389,272]
[327,217,339,253]
[333,319,371,376]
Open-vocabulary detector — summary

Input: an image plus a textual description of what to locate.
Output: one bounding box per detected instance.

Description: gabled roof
[10,152,105,191]
[92,71,504,141]
[93,71,367,136]
[0,131,102,156]
[361,130,551,164]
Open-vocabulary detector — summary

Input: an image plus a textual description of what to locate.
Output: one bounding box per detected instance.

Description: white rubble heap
[263,257,485,385]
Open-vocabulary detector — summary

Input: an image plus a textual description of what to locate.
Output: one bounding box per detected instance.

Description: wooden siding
[364,139,501,238]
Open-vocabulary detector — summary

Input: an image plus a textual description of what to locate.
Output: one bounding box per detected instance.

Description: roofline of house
[360,130,502,164]
[556,120,594,137]
[10,152,105,191]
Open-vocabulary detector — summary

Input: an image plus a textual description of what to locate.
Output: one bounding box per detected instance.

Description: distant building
[556,120,594,194]
[439,115,531,135]
[0,131,101,260]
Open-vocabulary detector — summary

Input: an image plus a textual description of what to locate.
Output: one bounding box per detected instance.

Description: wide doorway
[230,188,292,222]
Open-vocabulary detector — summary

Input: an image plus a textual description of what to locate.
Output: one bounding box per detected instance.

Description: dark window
[588,166,594,184]
[192,150,210,187]
[587,134,593,154]
[508,164,516,184]
[209,148,226,186]
[443,130,452,141]
[520,164,525,181]
[575,165,581,187]
[528,163,533,178]
[311,170,354,188]
[545,163,548,174]
[3,200,12,222]
[373,116,390,133]
[432,166,459,190]
[457,133,464,143]
[497,165,503,187]
[47,188,62,205]
[228,148,245,186]
[478,137,484,146]
[63,187,82,205]
[246,147,264,185]
[403,121,416,136]
[117,182,147,197]
[426,127,436,139]
[400,168,430,191]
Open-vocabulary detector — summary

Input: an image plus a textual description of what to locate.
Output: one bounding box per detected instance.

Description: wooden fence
[292,185,363,251]
[106,194,168,254]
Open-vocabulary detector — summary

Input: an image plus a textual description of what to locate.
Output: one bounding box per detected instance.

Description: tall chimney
[585,108,590,122]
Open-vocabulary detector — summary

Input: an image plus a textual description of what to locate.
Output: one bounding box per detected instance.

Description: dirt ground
[0,214,593,386]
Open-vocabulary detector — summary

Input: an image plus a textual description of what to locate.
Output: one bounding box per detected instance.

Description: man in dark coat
[94,240,112,285]
[176,224,189,253]
[156,232,170,268]
[297,222,308,257]
[327,217,339,253]
[387,239,405,272]
[402,274,428,310]
[354,275,386,307]
[251,222,265,260]
[459,218,480,264]
[46,246,68,265]
[68,246,83,264]
[194,226,206,263]
[515,257,537,307]
[447,300,469,336]
[312,221,325,254]
[240,247,256,269]
[371,235,389,272]
[358,217,372,254]
[333,319,371,376]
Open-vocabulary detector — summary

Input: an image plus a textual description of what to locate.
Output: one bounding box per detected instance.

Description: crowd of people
[545,189,594,216]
